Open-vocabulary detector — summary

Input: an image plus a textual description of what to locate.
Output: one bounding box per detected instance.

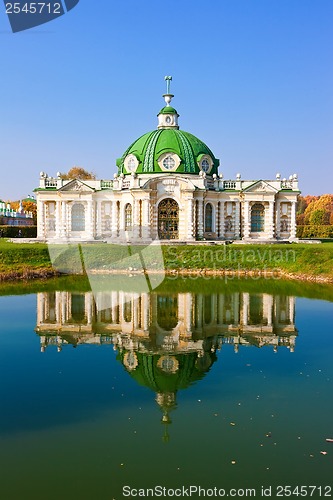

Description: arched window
[125,203,132,230]
[251,203,265,232]
[71,204,85,232]
[205,203,213,232]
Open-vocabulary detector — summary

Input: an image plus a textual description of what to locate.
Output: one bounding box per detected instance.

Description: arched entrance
[158,198,179,239]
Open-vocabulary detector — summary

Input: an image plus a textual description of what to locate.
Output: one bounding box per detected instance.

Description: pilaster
[55,201,61,239]
[234,202,241,239]
[37,200,46,239]
[60,201,67,238]
[111,200,118,240]
[186,196,195,240]
[275,200,281,239]
[197,199,204,239]
[243,201,250,239]
[219,201,225,239]
[142,198,151,239]
[268,200,275,239]
[289,201,297,240]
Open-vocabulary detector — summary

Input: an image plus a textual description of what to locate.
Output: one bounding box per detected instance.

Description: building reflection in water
[36,290,297,439]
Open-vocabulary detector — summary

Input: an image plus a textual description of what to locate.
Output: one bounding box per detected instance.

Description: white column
[197,199,204,238]
[186,197,195,240]
[55,291,61,324]
[289,296,295,324]
[55,201,61,239]
[275,200,281,239]
[142,198,151,239]
[60,201,67,238]
[119,202,125,236]
[268,201,275,239]
[111,201,118,240]
[243,201,250,239]
[196,294,203,329]
[266,294,273,326]
[219,201,225,239]
[61,292,67,325]
[67,203,72,237]
[37,200,46,239]
[242,292,249,326]
[289,201,297,240]
[234,202,241,239]
[184,293,193,334]
[86,200,94,239]
[142,293,149,331]
[132,198,139,239]
[96,201,102,238]
[86,293,93,325]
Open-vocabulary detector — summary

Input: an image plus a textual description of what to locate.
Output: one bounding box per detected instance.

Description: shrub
[297,225,333,238]
[0,226,37,238]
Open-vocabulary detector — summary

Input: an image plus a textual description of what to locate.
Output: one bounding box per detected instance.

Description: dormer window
[124,154,139,173]
[202,159,210,172]
[198,154,213,174]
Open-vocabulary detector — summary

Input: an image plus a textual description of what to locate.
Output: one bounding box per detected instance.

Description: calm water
[0,277,332,500]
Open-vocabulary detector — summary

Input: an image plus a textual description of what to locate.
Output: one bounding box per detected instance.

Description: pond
[0,276,332,499]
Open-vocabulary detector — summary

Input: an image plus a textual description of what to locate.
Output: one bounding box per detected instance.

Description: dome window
[158,152,180,172]
[163,156,176,170]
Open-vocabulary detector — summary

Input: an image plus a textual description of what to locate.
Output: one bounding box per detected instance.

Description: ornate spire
[163,75,174,106]
[158,76,179,129]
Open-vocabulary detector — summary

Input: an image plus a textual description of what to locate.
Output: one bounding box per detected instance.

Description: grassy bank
[0,240,57,281]
[0,240,333,283]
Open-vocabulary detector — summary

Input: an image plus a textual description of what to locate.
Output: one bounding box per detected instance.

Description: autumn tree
[60,166,96,180]
[304,194,333,225]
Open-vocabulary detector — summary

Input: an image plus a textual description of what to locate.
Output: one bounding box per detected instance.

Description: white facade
[35,173,299,242]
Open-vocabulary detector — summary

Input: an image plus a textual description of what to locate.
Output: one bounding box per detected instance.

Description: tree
[304,194,333,226]
[60,166,96,180]
[22,200,37,221]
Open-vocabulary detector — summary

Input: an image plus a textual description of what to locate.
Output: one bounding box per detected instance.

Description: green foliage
[297,225,333,238]
[309,209,327,226]
[0,225,37,238]
[297,194,333,237]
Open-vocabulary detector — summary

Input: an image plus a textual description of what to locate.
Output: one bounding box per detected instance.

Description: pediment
[243,180,277,194]
[59,179,95,193]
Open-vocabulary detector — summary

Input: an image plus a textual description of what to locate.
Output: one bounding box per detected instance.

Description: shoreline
[1,267,333,284]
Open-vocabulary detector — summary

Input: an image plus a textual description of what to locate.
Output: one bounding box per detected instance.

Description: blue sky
[0,0,332,199]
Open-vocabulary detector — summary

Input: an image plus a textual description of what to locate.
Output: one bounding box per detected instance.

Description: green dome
[117,350,217,393]
[117,128,220,176]
[158,106,179,115]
